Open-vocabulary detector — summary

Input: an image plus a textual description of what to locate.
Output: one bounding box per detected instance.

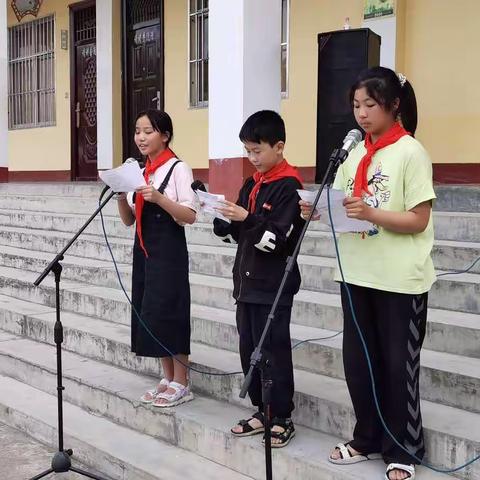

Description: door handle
[75,102,81,128]
[151,90,161,109]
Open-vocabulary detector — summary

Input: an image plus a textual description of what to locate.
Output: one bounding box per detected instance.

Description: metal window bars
[8,15,56,130]
[188,0,287,106]
[189,0,208,108]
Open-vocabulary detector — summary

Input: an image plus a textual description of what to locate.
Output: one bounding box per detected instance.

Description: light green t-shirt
[332,135,436,294]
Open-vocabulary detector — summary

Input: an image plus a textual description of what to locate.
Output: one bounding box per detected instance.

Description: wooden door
[123,0,164,160]
[71,4,97,180]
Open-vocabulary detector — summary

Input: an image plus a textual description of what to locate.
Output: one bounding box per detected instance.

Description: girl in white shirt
[117,109,196,408]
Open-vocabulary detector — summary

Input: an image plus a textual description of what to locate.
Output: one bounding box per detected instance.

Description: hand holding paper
[196,190,230,223]
[99,160,146,193]
[297,188,374,233]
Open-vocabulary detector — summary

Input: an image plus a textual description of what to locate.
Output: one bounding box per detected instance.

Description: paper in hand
[196,190,230,223]
[297,188,374,233]
[99,161,147,193]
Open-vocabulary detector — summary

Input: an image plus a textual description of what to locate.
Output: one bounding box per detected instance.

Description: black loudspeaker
[315,28,381,183]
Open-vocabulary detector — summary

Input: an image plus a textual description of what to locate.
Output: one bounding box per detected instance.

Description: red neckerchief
[353,122,409,197]
[135,148,176,256]
[248,159,303,213]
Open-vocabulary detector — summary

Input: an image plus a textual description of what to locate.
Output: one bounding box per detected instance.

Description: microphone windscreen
[191,180,207,192]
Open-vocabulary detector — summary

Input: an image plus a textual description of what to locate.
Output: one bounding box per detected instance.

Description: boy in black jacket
[214,110,304,447]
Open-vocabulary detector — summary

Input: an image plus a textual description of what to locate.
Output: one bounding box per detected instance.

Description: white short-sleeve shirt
[127,158,197,224]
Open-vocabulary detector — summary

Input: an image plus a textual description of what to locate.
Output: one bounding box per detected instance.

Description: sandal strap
[386,463,415,478]
[335,442,352,460]
[156,383,187,402]
[235,414,264,433]
[270,418,295,442]
[169,381,187,392]
[252,411,264,423]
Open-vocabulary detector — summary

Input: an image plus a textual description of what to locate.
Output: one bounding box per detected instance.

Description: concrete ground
[0,422,109,480]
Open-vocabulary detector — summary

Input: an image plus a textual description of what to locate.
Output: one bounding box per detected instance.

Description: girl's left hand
[137,185,164,204]
[215,200,249,222]
[343,196,373,221]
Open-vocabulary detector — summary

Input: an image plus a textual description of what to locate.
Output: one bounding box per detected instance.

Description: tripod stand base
[52,449,72,472]
[30,449,107,480]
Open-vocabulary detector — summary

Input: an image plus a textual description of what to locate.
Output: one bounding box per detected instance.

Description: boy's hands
[216,200,249,222]
[343,196,373,221]
[299,200,320,221]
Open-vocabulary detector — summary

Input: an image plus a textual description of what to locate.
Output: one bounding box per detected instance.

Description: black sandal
[231,411,265,437]
[262,417,296,448]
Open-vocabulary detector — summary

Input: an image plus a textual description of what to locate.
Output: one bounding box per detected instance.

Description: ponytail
[399,79,417,136]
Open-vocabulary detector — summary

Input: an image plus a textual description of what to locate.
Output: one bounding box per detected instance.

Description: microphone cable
[326,186,480,474]
[99,191,341,377]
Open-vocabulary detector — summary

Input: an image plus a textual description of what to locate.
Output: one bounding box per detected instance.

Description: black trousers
[341,283,428,465]
[236,302,295,419]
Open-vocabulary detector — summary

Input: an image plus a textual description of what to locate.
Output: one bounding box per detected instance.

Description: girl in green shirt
[301,66,436,480]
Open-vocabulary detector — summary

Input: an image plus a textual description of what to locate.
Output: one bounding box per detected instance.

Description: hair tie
[397,72,407,87]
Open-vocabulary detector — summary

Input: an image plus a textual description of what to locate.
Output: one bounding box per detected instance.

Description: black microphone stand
[239,148,348,480]
[30,187,115,480]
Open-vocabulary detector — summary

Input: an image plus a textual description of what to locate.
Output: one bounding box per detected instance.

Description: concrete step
[0,193,120,216]
[0,228,479,315]
[0,181,106,197]
[0,332,458,480]
[3,280,477,416]
[0,208,134,239]
[189,304,480,414]
[433,211,480,242]
[1,181,479,212]
[0,291,479,434]
[1,280,478,415]
[185,224,480,275]
[433,185,480,213]
[1,205,479,243]
[0,374,251,480]
[0,225,134,263]
[0,259,478,360]
[0,244,131,290]
[0,320,474,479]
[2,206,480,267]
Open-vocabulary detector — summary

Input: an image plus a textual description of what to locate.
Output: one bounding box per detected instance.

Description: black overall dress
[130,161,191,358]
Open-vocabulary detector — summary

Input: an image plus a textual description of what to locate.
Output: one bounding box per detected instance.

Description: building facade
[0,0,479,192]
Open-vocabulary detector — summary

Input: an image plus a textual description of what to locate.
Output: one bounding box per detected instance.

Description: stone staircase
[0,182,478,480]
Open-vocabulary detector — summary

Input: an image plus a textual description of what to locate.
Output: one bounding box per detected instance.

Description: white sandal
[152,381,193,408]
[329,442,382,465]
[139,378,170,404]
[385,463,415,480]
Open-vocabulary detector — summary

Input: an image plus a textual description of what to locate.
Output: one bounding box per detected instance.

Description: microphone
[191,180,207,192]
[332,129,362,164]
[342,129,362,154]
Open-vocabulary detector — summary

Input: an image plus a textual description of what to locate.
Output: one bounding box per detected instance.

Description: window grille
[74,6,96,44]
[127,0,162,26]
[189,0,208,108]
[8,15,56,130]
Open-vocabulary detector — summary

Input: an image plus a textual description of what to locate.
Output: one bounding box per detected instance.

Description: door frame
[69,0,96,181]
[121,0,165,160]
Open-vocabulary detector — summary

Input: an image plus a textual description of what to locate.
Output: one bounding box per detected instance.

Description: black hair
[349,66,418,136]
[135,109,174,146]
[239,110,286,147]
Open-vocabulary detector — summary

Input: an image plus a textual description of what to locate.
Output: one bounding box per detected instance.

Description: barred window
[8,15,56,130]
[281,0,289,97]
[189,0,208,108]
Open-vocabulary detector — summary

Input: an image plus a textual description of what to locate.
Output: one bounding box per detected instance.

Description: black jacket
[213,176,305,306]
